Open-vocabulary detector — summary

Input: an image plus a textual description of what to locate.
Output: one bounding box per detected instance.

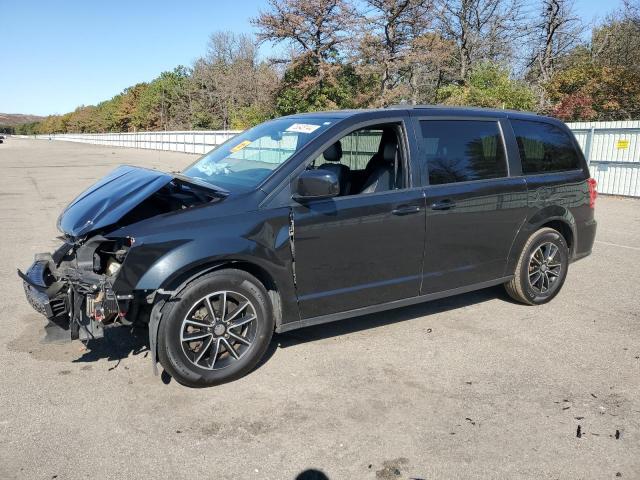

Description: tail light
[587,178,597,208]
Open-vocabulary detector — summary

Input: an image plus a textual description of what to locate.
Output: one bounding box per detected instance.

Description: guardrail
[30,130,241,155]
[22,121,640,197]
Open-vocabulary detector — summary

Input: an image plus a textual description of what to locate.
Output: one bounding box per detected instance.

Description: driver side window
[308,123,405,197]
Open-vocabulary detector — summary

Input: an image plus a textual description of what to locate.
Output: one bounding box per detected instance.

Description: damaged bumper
[19,241,130,342]
[20,258,68,320]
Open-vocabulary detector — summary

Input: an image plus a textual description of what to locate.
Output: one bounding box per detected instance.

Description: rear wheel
[157,269,274,387]
[505,227,569,305]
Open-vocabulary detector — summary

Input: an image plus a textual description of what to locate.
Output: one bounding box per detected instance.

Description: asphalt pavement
[0,137,638,479]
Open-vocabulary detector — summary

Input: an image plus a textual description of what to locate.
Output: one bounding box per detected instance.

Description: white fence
[31,130,241,155]
[567,121,640,197]
[25,121,640,197]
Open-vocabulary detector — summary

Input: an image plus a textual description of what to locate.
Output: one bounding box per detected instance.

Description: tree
[526,0,583,109]
[356,0,434,105]
[191,31,279,129]
[275,57,365,114]
[23,0,640,133]
[546,61,640,120]
[253,0,355,65]
[133,67,192,130]
[406,32,457,104]
[436,0,523,80]
[439,62,536,110]
[253,0,359,112]
[591,2,640,71]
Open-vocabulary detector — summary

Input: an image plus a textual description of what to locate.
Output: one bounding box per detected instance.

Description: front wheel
[505,227,569,305]
[157,269,274,387]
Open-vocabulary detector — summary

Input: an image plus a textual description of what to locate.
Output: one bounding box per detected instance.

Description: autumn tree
[356,0,434,105]
[546,60,640,120]
[253,0,360,113]
[406,33,457,103]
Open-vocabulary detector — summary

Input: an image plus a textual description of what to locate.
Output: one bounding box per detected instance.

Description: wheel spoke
[222,337,239,359]
[184,318,211,329]
[225,301,249,323]
[228,315,256,330]
[181,331,212,342]
[195,336,214,364]
[209,338,221,369]
[228,331,251,346]
[204,297,217,323]
[219,291,227,321]
[530,271,541,286]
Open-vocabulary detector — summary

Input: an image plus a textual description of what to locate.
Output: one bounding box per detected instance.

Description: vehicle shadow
[69,285,514,373]
[275,285,512,348]
[71,324,150,364]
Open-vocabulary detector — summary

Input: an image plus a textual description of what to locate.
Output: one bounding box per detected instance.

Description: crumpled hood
[57,165,221,237]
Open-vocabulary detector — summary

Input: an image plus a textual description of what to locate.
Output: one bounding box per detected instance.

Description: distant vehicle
[20,107,597,387]
[0,135,4,143]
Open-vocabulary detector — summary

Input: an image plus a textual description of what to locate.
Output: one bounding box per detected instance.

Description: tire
[504,227,569,305]
[157,269,274,387]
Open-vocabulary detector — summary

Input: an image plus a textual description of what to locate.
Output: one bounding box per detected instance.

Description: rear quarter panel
[505,171,595,275]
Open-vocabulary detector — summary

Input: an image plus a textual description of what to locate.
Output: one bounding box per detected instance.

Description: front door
[291,122,426,319]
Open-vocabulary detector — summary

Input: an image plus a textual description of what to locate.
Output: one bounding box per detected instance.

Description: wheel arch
[159,259,284,328]
[505,207,577,275]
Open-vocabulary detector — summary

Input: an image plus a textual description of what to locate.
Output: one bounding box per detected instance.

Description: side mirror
[292,169,339,202]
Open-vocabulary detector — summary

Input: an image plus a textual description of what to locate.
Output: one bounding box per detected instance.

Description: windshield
[183,118,334,192]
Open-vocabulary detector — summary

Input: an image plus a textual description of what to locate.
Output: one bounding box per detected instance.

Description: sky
[0,0,622,116]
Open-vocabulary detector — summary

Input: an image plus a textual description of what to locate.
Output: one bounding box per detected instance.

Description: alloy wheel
[528,242,562,295]
[180,290,257,370]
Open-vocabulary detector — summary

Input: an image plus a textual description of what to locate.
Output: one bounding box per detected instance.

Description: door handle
[392,205,421,216]
[430,199,456,211]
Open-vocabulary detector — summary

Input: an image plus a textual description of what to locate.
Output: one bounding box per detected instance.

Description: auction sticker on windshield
[286,123,321,134]
[230,140,252,153]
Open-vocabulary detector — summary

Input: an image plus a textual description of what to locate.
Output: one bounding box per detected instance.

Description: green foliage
[229,105,274,130]
[438,63,536,111]
[275,57,363,115]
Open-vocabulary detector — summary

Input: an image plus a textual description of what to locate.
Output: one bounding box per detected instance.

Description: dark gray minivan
[21,107,597,387]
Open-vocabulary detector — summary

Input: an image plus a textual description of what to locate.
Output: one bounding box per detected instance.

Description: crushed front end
[18,165,227,344]
[19,236,135,341]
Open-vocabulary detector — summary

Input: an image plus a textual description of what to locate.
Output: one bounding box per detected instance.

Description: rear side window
[420,120,507,185]
[510,119,581,174]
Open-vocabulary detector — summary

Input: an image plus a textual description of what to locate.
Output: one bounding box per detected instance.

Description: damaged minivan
[20,107,597,387]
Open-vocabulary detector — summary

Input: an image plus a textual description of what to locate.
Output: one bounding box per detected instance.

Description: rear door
[416,117,528,293]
